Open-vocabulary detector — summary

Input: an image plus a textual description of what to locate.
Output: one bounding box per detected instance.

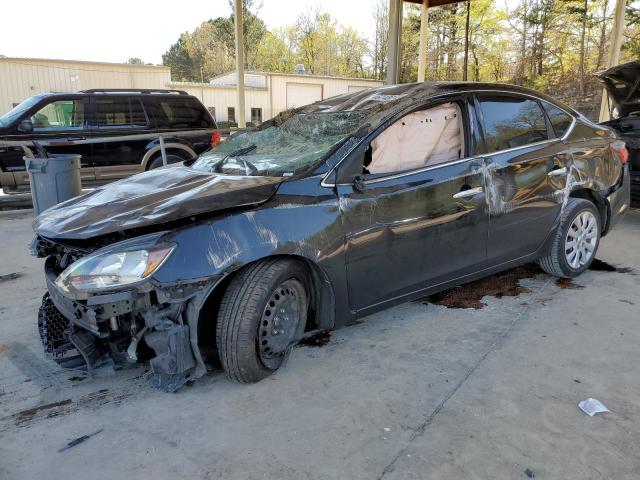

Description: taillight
[210,131,221,149]
[611,140,629,165]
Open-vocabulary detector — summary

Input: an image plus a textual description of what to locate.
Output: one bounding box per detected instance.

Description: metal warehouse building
[0,57,171,113]
[0,57,383,123]
[170,71,383,125]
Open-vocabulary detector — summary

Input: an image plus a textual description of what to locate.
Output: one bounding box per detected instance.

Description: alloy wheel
[564,210,598,269]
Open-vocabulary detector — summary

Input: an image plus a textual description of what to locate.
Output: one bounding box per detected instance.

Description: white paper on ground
[578,398,610,416]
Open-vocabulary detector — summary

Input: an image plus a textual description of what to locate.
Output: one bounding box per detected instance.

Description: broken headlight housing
[55,245,175,294]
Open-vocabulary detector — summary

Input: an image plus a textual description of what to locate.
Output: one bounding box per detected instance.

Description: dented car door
[474,93,569,263]
[336,98,489,313]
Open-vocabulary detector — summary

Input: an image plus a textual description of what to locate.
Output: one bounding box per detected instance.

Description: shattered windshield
[191,110,368,176]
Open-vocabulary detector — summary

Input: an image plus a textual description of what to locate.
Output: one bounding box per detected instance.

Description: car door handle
[547,167,568,177]
[453,187,484,199]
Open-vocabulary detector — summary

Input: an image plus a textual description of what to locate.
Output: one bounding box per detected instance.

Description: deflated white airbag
[368,102,463,174]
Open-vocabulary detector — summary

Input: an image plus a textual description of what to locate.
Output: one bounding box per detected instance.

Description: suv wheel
[538,198,601,278]
[216,259,309,383]
[147,151,191,170]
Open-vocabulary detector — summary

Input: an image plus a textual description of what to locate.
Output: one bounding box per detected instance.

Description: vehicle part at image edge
[538,198,602,278]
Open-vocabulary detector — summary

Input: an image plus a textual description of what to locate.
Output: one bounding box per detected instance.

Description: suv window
[30,99,85,131]
[90,97,147,128]
[476,95,549,153]
[540,100,573,138]
[158,97,213,128]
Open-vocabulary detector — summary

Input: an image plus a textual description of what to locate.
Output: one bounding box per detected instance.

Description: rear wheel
[538,198,601,278]
[216,259,309,383]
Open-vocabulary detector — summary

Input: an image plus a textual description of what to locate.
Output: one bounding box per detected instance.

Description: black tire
[538,198,601,278]
[147,151,191,170]
[216,259,309,383]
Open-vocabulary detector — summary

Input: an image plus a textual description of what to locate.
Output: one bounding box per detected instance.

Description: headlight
[55,245,175,294]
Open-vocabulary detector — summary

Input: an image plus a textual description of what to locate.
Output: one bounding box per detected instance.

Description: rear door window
[158,97,213,128]
[30,99,85,131]
[476,95,550,153]
[90,97,148,128]
[540,100,574,138]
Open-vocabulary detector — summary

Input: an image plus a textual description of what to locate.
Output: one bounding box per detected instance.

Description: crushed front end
[31,233,212,392]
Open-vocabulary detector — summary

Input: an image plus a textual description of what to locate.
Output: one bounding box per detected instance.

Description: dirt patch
[298,330,331,347]
[555,278,585,289]
[11,388,132,428]
[16,399,73,425]
[589,258,633,273]
[421,264,544,310]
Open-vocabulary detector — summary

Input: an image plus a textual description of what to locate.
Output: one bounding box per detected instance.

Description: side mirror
[17,119,33,134]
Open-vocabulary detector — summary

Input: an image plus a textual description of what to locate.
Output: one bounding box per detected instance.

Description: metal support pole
[599,0,627,122]
[159,135,167,166]
[386,0,403,85]
[234,0,246,128]
[417,0,430,82]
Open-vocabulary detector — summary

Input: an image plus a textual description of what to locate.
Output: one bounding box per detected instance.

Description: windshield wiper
[212,144,258,175]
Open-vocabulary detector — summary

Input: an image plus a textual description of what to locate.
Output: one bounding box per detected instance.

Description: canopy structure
[386,0,469,85]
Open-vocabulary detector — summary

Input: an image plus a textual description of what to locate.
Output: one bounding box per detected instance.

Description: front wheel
[538,198,601,278]
[216,259,309,383]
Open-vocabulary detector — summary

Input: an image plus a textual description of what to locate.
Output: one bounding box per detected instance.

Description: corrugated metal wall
[0,58,171,114]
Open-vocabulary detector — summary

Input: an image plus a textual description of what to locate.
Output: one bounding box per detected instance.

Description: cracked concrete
[0,208,639,480]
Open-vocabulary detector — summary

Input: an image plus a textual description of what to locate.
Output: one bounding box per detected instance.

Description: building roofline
[167,81,268,91]
[0,56,170,70]
[209,70,384,84]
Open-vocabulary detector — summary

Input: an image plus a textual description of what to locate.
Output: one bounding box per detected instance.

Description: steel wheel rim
[565,210,598,269]
[258,278,306,368]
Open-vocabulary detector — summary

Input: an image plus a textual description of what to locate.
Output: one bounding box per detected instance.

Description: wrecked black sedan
[32,82,630,391]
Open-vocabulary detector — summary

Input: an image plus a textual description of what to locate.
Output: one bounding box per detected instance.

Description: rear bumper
[605,164,631,232]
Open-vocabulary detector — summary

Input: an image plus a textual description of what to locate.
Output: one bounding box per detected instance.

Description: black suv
[0,89,217,192]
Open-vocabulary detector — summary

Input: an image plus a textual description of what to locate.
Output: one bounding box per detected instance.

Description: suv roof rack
[80,88,188,95]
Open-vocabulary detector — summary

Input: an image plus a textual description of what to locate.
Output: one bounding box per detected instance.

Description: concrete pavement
[0,209,638,480]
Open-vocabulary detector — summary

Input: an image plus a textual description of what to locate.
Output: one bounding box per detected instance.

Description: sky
[0,0,379,65]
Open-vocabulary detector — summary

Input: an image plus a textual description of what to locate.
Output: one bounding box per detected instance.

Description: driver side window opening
[364,102,465,175]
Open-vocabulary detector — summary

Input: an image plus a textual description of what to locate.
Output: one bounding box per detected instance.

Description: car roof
[301,81,578,118]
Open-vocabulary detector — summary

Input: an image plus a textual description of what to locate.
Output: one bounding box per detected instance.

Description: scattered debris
[589,259,633,273]
[58,429,103,452]
[578,398,610,417]
[524,467,535,478]
[0,272,21,282]
[298,330,331,347]
[555,278,584,289]
[422,264,543,309]
[618,299,635,305]
[68,375,87,382]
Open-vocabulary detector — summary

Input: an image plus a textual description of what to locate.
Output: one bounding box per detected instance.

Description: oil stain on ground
[421,264,544,310]
[589,258,633,274]
[298,330,331,347]
[555,277,585,289]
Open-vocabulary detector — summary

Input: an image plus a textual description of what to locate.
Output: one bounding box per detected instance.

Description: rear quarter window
[477,95,550,153]
[156,97,213,129]
[540,100,574,138]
